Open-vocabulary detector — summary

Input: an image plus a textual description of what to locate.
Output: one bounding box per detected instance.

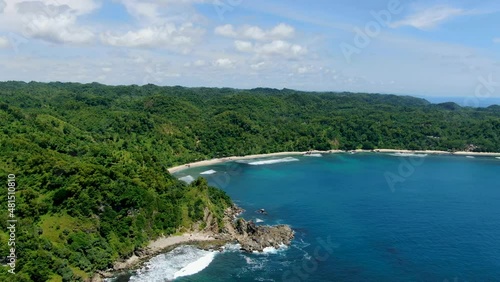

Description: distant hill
[436,102,462,111]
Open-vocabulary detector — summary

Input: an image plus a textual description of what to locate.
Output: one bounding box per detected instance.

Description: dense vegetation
[0,81,499,281]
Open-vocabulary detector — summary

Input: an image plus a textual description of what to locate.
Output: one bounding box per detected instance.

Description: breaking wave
[304,153,323,157]
[390,153,428,158]
[129,245,217,281]
[200,170,217,175]
[248,157,299,166]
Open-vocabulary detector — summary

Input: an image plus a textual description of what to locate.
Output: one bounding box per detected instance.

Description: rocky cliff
[217,205,294,252]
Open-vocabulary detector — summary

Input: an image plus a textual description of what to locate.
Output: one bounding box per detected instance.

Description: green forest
[0,81,499,281]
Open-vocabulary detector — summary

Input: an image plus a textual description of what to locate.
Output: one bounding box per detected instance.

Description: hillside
[0,81,499,281]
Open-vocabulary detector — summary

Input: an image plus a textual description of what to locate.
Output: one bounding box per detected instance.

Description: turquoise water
[140,154,500,281]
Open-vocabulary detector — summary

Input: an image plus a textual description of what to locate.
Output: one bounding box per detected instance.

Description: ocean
[127,153,500,281]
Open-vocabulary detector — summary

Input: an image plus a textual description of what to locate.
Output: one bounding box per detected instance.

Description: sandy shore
[373,149,451,154]
[147,232,216,251]
[168,149,500,173]
[167,150,341,173]
[374,149,500,157]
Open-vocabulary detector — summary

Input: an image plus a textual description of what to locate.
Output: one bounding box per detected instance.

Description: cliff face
[97,205,294,281]
[217,206,295,252]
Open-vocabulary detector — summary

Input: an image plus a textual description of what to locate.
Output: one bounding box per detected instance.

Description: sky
[0,0,499,100]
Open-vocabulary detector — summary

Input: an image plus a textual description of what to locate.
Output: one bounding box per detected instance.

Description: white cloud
[251,61,266,70]
[241,26,267,41]
[194,60,206,67]
[214,58,234,68]
[0,36,9,48]
[0,0,98,44]
[269,23,295,38]
[494,38,500,44]
[101,23,203,51]
[391,5,464,30]
[215,23,295,41]
[25,14,94,44]
[0,0,5,13]
[235,40,307,58]
[115,0,208,24]
[259,40,306,56]
[234,40,253,52]
[185,59,206,68]
[297,66,310,74]
[214,24,237,37]
[116,0,159,23]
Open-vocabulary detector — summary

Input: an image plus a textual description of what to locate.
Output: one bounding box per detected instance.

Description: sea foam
[200,170,217,175]
[253,244,288,255]
[248,157,299,166]
[173,252,217,279]
[178,175,195,184]
[129,245,217,281]
[304,153,323,157]
[390,153,428,158]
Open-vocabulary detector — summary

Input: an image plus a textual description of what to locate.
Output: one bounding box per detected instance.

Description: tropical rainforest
[0,81,499,281]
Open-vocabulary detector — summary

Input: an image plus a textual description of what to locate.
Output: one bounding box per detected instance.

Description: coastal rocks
[256,208,268,215]
[104,205,294,280]
[220,205,294,252]
[232,218,294,252]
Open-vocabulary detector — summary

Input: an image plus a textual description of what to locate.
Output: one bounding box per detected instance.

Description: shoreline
[167,150,342,173]
[101,204,294,281]
[168,149,500,173]
[104,149,500,280]
[101,232,228,280]
[112,232,218,271]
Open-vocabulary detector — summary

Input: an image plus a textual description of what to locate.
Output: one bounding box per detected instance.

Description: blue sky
[0,0,499,99]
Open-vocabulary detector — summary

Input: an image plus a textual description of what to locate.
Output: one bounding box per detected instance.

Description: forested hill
[0,81,499,281]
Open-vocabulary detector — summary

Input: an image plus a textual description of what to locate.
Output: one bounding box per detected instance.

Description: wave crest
[200,170,217,175]
[304,153,323,157]
[390,153,428,158]
[248,157,299,166]
[129,245,217,281]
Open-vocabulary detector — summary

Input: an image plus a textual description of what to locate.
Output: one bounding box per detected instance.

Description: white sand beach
[167,150,341,173]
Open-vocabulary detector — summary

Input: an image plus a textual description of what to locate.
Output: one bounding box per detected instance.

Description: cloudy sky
[0,0,499,98]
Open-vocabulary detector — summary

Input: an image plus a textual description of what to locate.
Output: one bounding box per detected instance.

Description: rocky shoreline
[216,205,294,252]
[93,205,294,281]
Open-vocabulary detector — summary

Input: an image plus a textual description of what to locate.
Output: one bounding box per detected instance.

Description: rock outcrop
[101,205,294,281]
[219,205,294,252]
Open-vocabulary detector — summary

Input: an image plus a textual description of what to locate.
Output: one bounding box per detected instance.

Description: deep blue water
[149,154,500,281]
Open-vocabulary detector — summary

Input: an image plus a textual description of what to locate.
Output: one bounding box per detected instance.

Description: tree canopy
[0,81,499,281]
